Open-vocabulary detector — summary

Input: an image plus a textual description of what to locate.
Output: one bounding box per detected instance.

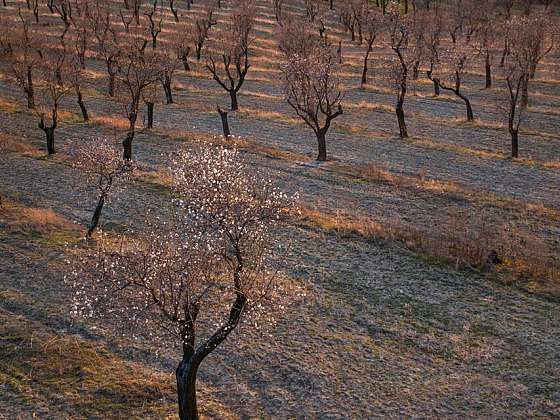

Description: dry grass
[0,133,41,156]
[0,304,234,419]
[90,115,130,130]
[0,199,82,245]
[298,204,560,295]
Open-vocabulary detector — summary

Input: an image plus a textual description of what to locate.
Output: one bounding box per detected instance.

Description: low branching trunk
[86,194,105,238]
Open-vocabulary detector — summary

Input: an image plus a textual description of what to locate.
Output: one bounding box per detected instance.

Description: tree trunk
[146,102,154,129]
[361,45,372,87]
[43,127,55,155]
[181,57,190,72]
[316,130,327,161]
[26,66,35,109]
[485,53,492,88]
[77,88,89,122]
[457,91,474,121]
[521,79,529,109]
[510,129,519,158]
[230,91,238,111]
[86,194,105,238]
[108,72,116,97]
[162,79,173,104]
[176,357,199,420]
[396,104,408,138]
[217,106,230,138]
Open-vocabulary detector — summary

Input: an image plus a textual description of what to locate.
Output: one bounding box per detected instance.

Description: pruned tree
[72,137,134,238]
[431,36,476,121]
[497,15,547,158]
[174,20,193,72]
[280,25,343,161]
[424,10,442,96]
[67,144,296,420]
[144,0,162,50]
[67,52,90,121]
[360,6,383,86]
[116,31,161,159]
[88,2,121,97]
[386,0,416,138]
[169,0,180,22]
[194,2,217,60]
[475,12,500,89]
[35,47,71,155]
[304,0,321,23]
[206,0,255,111]
[52,0,73,39]
[0,10,42,109]
[158,44,178,104]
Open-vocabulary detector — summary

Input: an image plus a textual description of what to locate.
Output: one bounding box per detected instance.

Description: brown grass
[0,304,234,419]
[0,133,41,156]
[298,204,560,294]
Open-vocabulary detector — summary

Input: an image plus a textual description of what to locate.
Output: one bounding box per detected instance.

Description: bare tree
[67,52,90,121]
[35,47,71,155]
[498,15,549,158]
[72,137,133,238]
[360,6,382,86]
[0,10,42,109]
[475,12,500,89]
[386,1,416,138]
[158,44,178,104]
[194,2,217,60]
[116,31,161,159]
[280,25,343,161]
[304,0,321,23]
[424,10,443,96]
[431,36,476,121]
[67,145,296,420]
[175,20,193,72]
[206,0,256,111]
[88,2,121,97]
[144,0,162,50]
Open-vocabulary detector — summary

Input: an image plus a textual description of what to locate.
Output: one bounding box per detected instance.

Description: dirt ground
[1,0,560,418]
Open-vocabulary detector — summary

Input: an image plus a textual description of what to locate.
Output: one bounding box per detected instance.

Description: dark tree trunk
[396,105,408,138]
[181,56,190,72]
[427,70,439,96]
[316,130,327,161]
[41,127,55,155]
[510,128,519,158]
[521,79,529,109]
[457,91,474,121]
[162,78,173,104]
[361,44,373,86]
[26,66,35,109]
[146,102,154,129]
[217,106,230,138]
[176,357,199,420]
[108,72,116,97]
[86,194,105,238]
[485,53,492,88]
[230,91,238,111]
[77,88,89,122]
[122,130,134,160]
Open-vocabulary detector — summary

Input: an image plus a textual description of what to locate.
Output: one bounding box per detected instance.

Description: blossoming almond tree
[72,137,134,238]
[67,145,297,420]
